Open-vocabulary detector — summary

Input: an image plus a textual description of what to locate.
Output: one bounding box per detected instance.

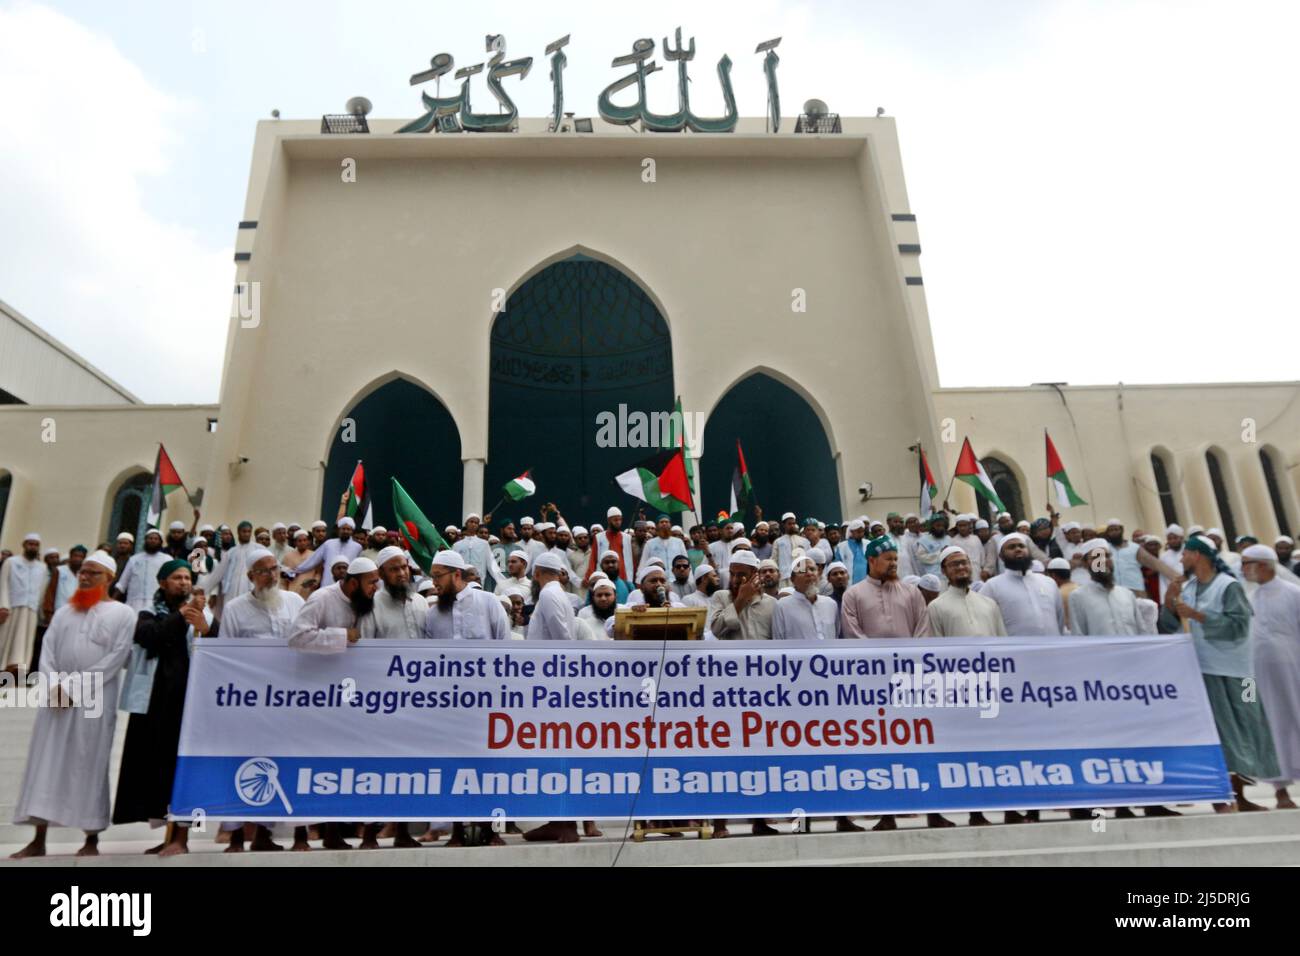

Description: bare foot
[224,844,245,853]
[968,812,991,827]
[1114,807,1137,819]
[392,832,422,849]
[1003,811,1026,824]
[927,813,956,828]
[377,823,397,839]
[1276,791,1297,810]
[1213,802,1236,814]
[836,816,865,832]
[291,839,311,852]
[871,815,897,832]
[144,843,166,855]
[711,825,730,838]
[1143,805,1180,817]
[487,832,506,846]
[418,828,448,843]
[158,841,188,857]
[1237,796,1268,812]
[75,843,99,857]
[583,821,603,838]
[9,841,46,859]
[751,821,779,836]
[358,838,380,849]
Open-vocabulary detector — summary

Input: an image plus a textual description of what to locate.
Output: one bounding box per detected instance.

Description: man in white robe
[287,556,379,655]
[926,546,1007,638]
[576,579,618,639]
[981,534,1065,637]
[772,513,811,586]
[1242,544,1300,809]
[220,548,305,640]
[1,532,49,674]
[453,513,506,592]
[283,517,360,597]
[422,551,512,642]
[363,546,427,640]
[112,527,171,613]
[527,552,577,640]
[9,551,136,858]
[1068,544,1144,636]
[641,514,688,570]
[771,556,838,641]
[951,515,985,582]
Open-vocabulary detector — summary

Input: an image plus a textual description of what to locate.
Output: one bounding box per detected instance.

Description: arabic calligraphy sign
[397,30,781,134]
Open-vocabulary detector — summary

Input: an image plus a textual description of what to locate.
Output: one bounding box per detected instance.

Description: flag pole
[1044,429,1051,518]
[940,445,957,512]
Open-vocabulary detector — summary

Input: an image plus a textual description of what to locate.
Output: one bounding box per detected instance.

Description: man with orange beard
[9,552,138,859]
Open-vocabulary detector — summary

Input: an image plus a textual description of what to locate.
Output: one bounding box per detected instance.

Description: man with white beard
[9,552,136,859]
[220,548,305,639]
[363,546,427,640]
[771,555,838,641]
[210,520,262,609]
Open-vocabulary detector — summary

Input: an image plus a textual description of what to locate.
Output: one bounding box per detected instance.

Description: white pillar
[462,458,485,521]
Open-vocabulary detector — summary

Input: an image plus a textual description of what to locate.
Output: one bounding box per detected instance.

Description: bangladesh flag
[918,447,939,518]
[146,444,184,526]
[729,439,756,523]
[954,438,1007,512]
[1046,431,1087,507]
[614,447,694,513]
[343,460,368,521]
[391,478,450,574]
[503,470,536,502]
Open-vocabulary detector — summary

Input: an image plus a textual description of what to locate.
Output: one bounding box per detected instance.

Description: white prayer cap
[346,556,377,575]
[789,555,817,574]
[191,537,208,548]
[903,575,921,586]
[636,562,667,584]
[488,535,500,544]
[847,519,865,532]
[1206,527,1224,539]
[416,579,435,594]
[1276,535,1294,546]
[975,519,989,530]
[607,506,622,518]
[533,552,566,573]
[535,521,555,531]
[444,525,459,534]
[467,581,483,590]
[904,513,919,521]
[1105,517,1123,528]
[728,551,759,569]
[1165,523,1184,536]
[754,520,770,529]
[432,550,467,570]
[693,563,716,581]
[331,557,350,569]
[810,549,827,565]
[591,578,617,594]
[520,516,534,525]
[84,550,117,574]
[271,522,287,532]
[1000,532,1030,549]
[1082,541,1110,558]
[311,520,328,530]
[938,545,968,566]
[590,523,603,533]
[1030,560,1045,574]
[1062,521,1081,532]
[599,549,620,563]
[869,521,885,531]
[781,511,796,522]
[43,547,58,557]
[1241,544,1276,563]
[292,528,309,539]
[671,525,682,534]
[144,527,164,539]
[758,558,781,571]
[1016,521,1031,531]
[1047,557,1071,571]
[918,574,942,592]
[246,546,276,567]
[996,512,1011,520]
[729,522,745,534]
[337,517,356,530]
[778,587,796,597]
[21,531,40,543]
[464,512,481,522]
[168,520,186,532]
[199,524,215,534]
[572,526,588,536]
[826,561,848,575]
[371,526,386,535]
[118,532,136,543]
[376,546,407,568]
[1188,524,1205,536]
[728,537,753,552]
[587,571,609,584]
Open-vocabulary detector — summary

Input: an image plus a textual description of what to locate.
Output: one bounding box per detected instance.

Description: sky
[1,0,1297,404]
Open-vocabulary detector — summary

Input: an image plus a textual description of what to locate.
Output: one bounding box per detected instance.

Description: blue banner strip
[172,745,1231,820]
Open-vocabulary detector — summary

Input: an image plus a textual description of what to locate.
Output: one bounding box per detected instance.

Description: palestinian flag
[344,461,368,520]
[614,447,694,513]
[954,438,1006,512]
[391,478,450,574]
[503,470,535,502]
[918,447,939,518]
[664,397,699,525]
[146,444,184,526]
[729,439,756,522]
[1046,431,1087,507]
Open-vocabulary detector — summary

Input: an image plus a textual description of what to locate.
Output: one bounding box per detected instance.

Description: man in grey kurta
[1069,544,1145,636]
[771,556,839,640]
[1162,535,1279,811]
[708,551,777,640]
[1242,544,1300,808]
[927,546,1006,638]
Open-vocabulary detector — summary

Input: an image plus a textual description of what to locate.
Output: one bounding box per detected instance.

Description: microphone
[654,585,667,607]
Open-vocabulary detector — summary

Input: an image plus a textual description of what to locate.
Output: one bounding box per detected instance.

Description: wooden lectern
[612,606,707,641]
[612,605,711,841]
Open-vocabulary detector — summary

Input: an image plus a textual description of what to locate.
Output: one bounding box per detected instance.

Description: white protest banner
[171,636,1232,821]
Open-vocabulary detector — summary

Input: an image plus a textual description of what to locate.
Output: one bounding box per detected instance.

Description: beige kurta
[926,585,1008,637]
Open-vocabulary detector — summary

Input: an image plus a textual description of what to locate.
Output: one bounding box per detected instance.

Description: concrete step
[3,807,1298,867]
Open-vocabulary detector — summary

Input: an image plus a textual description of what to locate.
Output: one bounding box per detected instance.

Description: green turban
[156,558,193,582]
[865,535,897,558]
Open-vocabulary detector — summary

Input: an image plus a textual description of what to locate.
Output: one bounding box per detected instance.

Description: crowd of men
[3,498,1298,856]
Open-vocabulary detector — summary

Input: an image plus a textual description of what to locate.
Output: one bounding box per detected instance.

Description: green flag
[391,478,449,574]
